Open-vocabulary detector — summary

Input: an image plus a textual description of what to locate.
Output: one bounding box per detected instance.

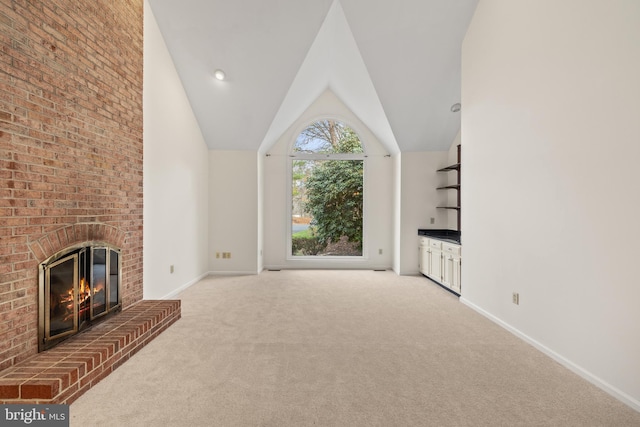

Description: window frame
[286,119,368,261]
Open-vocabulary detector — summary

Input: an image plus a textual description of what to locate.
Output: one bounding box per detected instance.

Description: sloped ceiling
[147,0,478,153]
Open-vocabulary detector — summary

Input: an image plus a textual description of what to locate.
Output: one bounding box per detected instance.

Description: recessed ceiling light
[451,103,461,113]
[214,69,226,81]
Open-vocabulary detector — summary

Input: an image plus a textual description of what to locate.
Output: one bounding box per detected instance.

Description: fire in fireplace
[38,243,122,351]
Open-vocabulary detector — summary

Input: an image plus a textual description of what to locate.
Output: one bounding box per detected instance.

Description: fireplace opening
[39,243,122,352]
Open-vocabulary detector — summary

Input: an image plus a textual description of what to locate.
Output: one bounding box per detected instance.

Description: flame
[78,277,91,303]
[79,277,89,295]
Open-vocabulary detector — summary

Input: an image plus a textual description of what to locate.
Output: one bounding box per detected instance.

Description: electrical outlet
[378,249,383,255]
[430,217,435,224]
[170,265,174,274]
[216,252,220,259]
[512,292,519,305]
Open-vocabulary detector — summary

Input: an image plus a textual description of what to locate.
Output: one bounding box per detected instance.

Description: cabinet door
[424,248,432,275]
[429,249,443,281]
[442,254,454,288]
[419,246,428,275]
[451,257,461,294]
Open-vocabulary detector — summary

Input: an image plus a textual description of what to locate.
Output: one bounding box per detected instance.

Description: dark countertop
[418,229,461,244]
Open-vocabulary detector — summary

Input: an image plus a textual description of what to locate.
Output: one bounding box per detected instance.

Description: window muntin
[290,120,365,258]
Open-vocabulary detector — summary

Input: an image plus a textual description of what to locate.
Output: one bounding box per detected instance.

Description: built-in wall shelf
[436,145,461,230]
[437,163,460,172]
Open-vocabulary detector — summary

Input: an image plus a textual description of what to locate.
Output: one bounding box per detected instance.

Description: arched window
[290,120,365,258]
[292,119,364,154]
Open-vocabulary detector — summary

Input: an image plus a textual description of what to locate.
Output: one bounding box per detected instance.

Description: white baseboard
[459,297,640,413]
[262,264,392,271]
[154,271,258,301]
[207,270,259,276]
[158,272,209,300]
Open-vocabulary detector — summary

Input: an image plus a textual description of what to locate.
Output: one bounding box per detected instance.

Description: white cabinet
[429,239,443,282]
[441,242,461,293]
[418,237,430,275]
[419,237,442,280]
[418,236,461,295]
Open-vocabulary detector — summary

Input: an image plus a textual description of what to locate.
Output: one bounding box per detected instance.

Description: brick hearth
[0,300,180,404]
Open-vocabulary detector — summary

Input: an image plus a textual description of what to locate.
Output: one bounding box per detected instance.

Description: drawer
[429,240,442,250]
[419,237,430,246]
[442,242,461,256]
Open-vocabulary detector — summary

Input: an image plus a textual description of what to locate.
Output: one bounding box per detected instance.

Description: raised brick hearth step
[0,300,180,404]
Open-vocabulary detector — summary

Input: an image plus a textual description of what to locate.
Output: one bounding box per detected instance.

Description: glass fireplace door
[45,253,78,340]
[91,248,107,317]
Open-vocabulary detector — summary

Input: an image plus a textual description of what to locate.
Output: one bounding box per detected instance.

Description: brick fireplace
[1,0,145,374]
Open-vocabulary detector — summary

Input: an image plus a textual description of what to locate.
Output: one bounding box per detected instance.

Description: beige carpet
[70,270,640,426]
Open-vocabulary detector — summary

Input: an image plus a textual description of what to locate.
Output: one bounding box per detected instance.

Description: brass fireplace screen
[39,243,122,351]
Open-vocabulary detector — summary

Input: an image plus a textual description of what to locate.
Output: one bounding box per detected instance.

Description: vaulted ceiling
[147,0,478,154]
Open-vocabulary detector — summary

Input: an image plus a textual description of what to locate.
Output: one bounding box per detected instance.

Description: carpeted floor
[70,270,640,426]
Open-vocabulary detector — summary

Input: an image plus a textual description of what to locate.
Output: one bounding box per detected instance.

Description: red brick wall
[0,0,143,370]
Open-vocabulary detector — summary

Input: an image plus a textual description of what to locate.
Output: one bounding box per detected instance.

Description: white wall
[462,0,640,410]
[143,0,209,299]
[263,89,393,269]
[392,154,402,273]
[209,151,259,274]
[257,155,264,273]
[397,151,449,274]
